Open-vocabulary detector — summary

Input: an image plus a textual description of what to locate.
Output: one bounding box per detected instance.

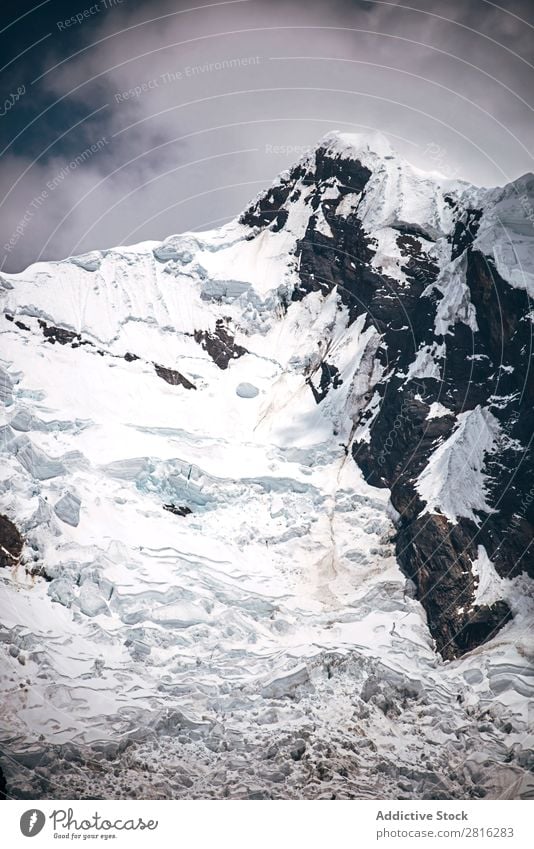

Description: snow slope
[416,406,500,524]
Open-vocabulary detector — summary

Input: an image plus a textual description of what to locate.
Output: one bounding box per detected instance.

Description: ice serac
[0,131,533,800]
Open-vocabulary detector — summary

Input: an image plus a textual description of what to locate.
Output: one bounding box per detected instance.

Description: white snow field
[0,133,533,799]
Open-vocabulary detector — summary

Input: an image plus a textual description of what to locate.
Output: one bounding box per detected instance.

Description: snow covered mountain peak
[1,133,533,800]
[304,129,398,169]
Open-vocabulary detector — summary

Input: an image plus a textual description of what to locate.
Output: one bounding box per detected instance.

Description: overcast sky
[1,0,533,272]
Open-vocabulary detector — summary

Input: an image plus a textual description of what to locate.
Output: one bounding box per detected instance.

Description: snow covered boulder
[79,582,109,617]
[10,409,36,432]
[54,492,81,527]
[48,577,75,608]
[236,382,259,398]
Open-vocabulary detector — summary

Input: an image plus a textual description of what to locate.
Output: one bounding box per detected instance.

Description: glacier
[0,131,533,800]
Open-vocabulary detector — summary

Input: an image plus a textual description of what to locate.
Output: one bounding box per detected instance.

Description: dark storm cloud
[0,0,533,272]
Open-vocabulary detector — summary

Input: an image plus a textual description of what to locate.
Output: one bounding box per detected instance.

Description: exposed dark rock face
[449,209,483,260]
[38,320,87,347]
[240,171,303,230]
[241,145,371,244]
[7,314,94,351]
[0,763,7,800]
[284,142,533,658]
[0,514,23,568]
[289,157,378,319]
[308,361,343,404]
[455,601,513,654]
[312,148,372,191]
[154,364,196,390]
[5,314,30,331]
[396,511,513,658]
[397,233,440,286]
[462,253,534,581]
[0,513,51,582]
[164,504,193,517]
[194,319,247,369]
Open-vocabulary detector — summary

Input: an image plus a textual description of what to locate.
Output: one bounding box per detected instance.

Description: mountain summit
[0,133,533,799]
